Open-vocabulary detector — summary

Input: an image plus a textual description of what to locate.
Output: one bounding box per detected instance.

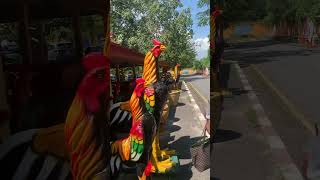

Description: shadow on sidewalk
[173,117,180,122]
[169,136,203,159]
[228,88,250,96]
[172,162,193,180]
[211,177,221,180]
[176,102,186,107]
[167,124,181,133]
[159,104,181,149]
[213,129,242,144]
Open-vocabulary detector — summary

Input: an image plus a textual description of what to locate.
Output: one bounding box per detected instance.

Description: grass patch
[245,109,259,128]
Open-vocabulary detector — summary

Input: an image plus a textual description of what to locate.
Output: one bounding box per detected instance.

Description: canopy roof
[110,42,144,66]
[110,42,169,68]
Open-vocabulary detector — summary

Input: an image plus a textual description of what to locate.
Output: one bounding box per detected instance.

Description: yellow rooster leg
[150,152,172,174]
[160,149,176,157]
[154,134,176,158]
[150,135,176,173]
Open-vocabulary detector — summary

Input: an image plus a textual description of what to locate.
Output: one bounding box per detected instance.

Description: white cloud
[193,37,209,60]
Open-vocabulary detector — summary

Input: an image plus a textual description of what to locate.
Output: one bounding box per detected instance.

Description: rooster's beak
[160,45,166,51]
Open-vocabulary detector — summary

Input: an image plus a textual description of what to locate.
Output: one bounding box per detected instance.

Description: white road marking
[183,81,208,136]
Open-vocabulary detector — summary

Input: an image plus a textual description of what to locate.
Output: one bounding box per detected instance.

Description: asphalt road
[226,40,320,126]
[212,65,279,180]
[225,39,314,176]
[183,75,210,102]
[182,75,210,115]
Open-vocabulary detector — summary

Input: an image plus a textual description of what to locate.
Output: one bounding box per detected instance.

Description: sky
[179,0,209,60]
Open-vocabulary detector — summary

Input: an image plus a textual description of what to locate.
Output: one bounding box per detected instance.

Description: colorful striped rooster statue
[110,39,178,179]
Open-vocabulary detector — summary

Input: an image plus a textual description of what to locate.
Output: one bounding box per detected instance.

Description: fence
[273,18,319,48]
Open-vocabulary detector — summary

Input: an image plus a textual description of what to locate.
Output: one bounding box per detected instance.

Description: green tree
[193,60,204,70]
[111,0,196,68]
[200,56,210,68]
[265,0,320,25]
[210,0,267,28]
[197,0,210,26]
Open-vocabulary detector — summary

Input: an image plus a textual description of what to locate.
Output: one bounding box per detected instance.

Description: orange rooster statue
[64,53,111,179]
[0,53,111,180]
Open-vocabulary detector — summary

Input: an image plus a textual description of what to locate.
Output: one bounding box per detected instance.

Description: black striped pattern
[0,101,135,180]
[0,130,71,180]
[110,155,122,177]
[110,102,132,141]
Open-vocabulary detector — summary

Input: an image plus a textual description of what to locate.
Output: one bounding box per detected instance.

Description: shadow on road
[213,129,242,143]
[224,38,320,69]
[227,39,281,49]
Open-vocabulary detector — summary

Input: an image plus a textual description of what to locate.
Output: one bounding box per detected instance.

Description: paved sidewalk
[160,82,210,180]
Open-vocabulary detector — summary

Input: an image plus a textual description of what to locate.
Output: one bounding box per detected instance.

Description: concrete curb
[182,81,207,129]
[251,65,316,136]
[234,64,304,180]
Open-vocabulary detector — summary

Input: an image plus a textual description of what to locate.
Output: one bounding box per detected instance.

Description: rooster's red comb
[152,39,162,46]
[136,78,145,84]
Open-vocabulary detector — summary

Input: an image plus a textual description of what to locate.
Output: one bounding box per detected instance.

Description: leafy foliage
[265,0,320,25]
[197,0,210,26]
[111,0,196,68]
[219,0,267,27]
[193,60,204,70]
[193,55,209,70]
[211,0,320,28]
